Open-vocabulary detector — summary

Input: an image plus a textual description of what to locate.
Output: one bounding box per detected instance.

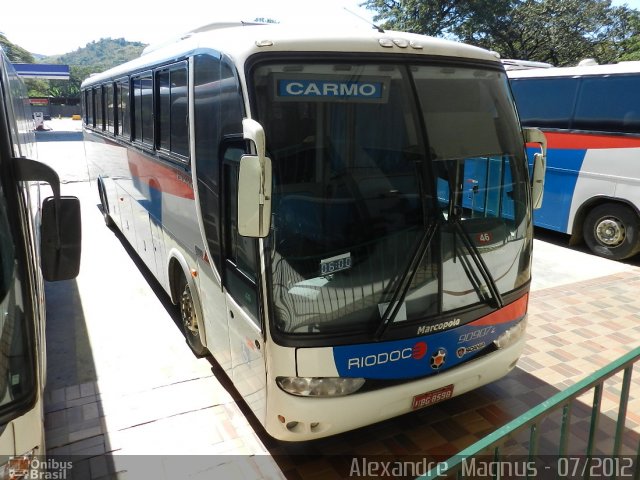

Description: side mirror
[41,196,82,281]
[523,127,547,209]
[238,119,272,237]
[13,158,82,280]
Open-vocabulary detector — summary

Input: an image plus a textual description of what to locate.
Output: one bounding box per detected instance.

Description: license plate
[412,384,454,410]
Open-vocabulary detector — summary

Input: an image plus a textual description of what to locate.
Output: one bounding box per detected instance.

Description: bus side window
[132,73,153,146]
[106,83,115,134]
[0,185,14,299]
[223,145,260,326]
[117,78,130,139]
[194,53,245,276]
[194,53,223,271]
[573,75,640,134]
[93,87,102,130]
[156,63,189,158]
[510,77,578,130]
[84,89,94,127]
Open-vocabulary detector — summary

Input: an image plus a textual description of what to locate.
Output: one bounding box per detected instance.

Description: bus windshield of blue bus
[251,62,531,337]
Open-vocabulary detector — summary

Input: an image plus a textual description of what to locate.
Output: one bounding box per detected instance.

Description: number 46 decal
[477,232,492,243]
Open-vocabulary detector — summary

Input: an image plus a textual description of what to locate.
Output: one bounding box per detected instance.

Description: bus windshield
[252,61,531,338]
[0,179,35,422]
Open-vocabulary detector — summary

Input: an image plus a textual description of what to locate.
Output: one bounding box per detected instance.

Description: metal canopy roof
[11,63,70,80]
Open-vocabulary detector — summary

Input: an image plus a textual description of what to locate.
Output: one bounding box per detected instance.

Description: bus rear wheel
[178,278,209,358]
[583,203,640,260]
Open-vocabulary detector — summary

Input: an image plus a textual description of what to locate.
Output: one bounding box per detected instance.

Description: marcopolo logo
[278,79,384,99]
[417,318,461,335]
[347,341,427,370]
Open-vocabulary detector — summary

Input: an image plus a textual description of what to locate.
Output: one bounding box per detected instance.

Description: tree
[362,0,640,66]
[458,0,616,65]
[25,79,49,98]
[360,0,474,36]
[606,6,640,61]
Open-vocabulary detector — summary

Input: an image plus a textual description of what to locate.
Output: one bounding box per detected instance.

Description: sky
[1,0,377,56]
[2,0,639,57]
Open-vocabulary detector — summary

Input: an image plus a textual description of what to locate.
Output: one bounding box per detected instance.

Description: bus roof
[82,22,501,87]
[507,61,640,79]
[501,59,553,71]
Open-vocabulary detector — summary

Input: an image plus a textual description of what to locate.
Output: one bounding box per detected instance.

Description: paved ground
[37,119,640,479]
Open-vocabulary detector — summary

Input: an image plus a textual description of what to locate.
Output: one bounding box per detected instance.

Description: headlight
[493,317,527,350]
[276,376,365,397]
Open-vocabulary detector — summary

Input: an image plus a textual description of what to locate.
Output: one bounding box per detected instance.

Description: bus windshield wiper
[441,156,503,309]
[374,220,438,341]
[453,220,504,309]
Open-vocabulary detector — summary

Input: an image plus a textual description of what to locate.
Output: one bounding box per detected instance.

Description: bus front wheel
[583,203,640,260]
[178,277,209,358]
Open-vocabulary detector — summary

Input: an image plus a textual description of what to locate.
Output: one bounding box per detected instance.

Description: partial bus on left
[0,47,81,474]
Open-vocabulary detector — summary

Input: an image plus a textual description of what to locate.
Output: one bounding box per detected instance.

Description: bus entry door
[222,153,267,418]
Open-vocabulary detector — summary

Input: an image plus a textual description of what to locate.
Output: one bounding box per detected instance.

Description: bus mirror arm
[12,158,82,281]
[238,119,272,238]
[13,157,60,210]
[523,128,547,210]
[242,118,266,161]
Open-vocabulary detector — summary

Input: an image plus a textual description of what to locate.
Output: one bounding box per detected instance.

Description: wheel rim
[594,216,625,247]
[180,285,199,336]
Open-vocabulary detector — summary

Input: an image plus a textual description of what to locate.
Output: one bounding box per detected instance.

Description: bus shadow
[101,207,183,334]
[534,226,640,267]
[43,278,117,478]
[34,130,83,143]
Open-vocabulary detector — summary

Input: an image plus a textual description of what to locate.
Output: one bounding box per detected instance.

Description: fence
[421,346,640,479]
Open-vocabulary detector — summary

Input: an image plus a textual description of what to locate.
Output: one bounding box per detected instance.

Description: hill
[45,38,146,71]
[0,34,146,104]
[0,34,35,63]
[22,38,147,99]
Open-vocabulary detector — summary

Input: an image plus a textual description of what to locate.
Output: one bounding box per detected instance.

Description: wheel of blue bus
[178,278,209,357]
[583,203,640,260]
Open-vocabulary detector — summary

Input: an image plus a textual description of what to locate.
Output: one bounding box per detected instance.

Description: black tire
[98,183,115,228]
[178,277,209,358]
[583,203,640,260]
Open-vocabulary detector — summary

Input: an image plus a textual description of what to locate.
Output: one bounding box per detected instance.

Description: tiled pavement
[42,230,640,479]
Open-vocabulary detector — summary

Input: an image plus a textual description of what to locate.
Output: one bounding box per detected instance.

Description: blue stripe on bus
[332,318,520,379]
[529,147,587,232]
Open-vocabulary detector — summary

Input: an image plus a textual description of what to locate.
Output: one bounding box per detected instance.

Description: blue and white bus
[0,47,81,472]
[509,62,640,260]
[81,22,545,441]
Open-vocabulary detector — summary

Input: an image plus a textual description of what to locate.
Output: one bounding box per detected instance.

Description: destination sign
[274,75,389,102]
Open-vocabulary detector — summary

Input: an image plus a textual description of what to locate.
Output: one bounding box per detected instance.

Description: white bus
[81,23,545,441]
[509,62,640,260]
[0,48,81,470]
